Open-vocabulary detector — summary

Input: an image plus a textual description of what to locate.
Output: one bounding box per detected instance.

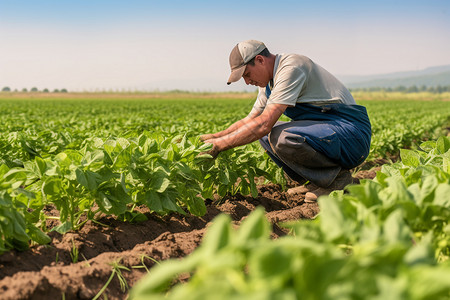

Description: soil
[0,169,378,300]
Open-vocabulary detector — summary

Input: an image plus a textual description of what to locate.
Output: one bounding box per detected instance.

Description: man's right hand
[199,134,215,142]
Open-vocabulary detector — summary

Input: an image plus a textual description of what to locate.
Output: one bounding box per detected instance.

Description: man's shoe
[304,169,355,203]
[286,185,310,195]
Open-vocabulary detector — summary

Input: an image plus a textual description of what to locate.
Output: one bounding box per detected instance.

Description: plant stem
[92,269,116,300]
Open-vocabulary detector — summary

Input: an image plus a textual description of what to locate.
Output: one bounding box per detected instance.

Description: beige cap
[227,40,266,85]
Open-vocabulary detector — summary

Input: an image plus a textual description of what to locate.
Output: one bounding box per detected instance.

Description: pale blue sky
[1,0,449,91]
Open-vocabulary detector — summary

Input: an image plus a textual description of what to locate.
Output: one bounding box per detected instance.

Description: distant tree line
[1,87,68,93]
[349,85,450,93]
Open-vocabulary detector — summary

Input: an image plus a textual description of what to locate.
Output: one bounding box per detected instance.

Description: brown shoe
[286,185,310,195]
[304,169,354,203]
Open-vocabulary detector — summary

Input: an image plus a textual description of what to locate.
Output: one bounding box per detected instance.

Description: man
[200,40,371,202]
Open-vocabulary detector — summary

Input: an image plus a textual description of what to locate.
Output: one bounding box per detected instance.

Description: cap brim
[227,65,246,85]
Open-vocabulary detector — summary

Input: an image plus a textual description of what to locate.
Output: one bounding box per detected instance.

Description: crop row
[0,133,284,253]
[1,98,449,164]
[0,97,449,253]
[130,136,450,299]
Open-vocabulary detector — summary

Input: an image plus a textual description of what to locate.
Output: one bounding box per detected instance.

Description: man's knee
[269,128,307,158]
[268,126,286,151]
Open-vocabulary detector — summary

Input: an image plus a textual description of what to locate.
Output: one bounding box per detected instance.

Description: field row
[131,137,450,299]
[1,96,450,254]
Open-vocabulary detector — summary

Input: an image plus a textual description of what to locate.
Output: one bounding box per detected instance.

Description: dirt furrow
[1,178,349,300]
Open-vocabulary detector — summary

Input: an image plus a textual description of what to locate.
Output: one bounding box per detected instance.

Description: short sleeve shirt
[250,54,356,115]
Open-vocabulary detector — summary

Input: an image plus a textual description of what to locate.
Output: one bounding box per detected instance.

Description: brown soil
[0,169,377,300]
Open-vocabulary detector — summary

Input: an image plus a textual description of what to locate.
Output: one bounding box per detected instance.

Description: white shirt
[250,54,356,115]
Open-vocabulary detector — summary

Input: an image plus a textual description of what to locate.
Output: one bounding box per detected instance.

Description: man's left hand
[200,140,221,159]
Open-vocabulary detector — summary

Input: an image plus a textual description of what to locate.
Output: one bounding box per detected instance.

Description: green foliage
[0,97,286,252]
[351,85,450,94]
[0,96,449,254]
[366,100,450,160]
[129,137,450,300]
[130,207,450,300]
[0,164,50,254]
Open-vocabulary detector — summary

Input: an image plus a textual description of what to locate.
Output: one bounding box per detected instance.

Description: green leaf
[85,170,100,191]
[248,244,293,289]
[144,190,163,213]
[187,196,206,216]
[383,210,411,244]
[118,211,148,223]
[75,168,88,189]
[248,169,258,198]
[84,150,104,166]
[97,192,113,211]
[433,183,450,206]
[120,172,128,193]
[113,149,132,169]
[404,232,434,266]
[419,175,438,205]
[11,238,29,251]
[51,221,73,234]
[160,193,180,213]
[42,178,63,198]
[218,168,230,185]
[235,207,270,246]
[27,224,51,245]
[129,255,200,296]
[240,178,250,196]
[436,136,450,154]
[250,181,258,198]
[75,168,100,191]
[384,177,414,205]
[201,186,214,200]
[347,180,382,208]
[419,140,436,152]
[409,266,450,298]
[200,214,232,256]
[96,185,130,215]
[319,196,353,242]
[400,149,421,167]
[35,156,47,178]
[218,184,228,197]
[150,170,170,193]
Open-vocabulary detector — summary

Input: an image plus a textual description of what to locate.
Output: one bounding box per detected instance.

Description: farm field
[1,92,450,299]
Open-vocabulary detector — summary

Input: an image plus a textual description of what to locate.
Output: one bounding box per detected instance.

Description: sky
[1,0,449,92]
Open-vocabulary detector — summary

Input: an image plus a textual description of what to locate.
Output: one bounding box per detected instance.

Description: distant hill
[336,65,450,89]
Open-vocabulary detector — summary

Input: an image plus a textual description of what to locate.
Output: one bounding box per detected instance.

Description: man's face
[242,56,271,88]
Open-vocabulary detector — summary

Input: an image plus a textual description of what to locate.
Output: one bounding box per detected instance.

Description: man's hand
[199,140,221,159]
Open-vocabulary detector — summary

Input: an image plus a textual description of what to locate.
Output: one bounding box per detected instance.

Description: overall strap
[265,80,273,99]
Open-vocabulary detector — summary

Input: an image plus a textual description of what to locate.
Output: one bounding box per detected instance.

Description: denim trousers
[259,120,344,187]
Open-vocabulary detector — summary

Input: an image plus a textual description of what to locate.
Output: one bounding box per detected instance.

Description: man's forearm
[211,115,271,151]
[204,115,255,140]
[203,104,288,158]
[213,119,246,138]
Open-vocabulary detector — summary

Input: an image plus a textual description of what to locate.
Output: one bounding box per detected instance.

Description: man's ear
[255,55,265,65]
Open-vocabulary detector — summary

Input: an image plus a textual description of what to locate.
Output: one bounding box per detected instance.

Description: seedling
[93,258,130,300]
[70,238,79,263]
[131,254,160,273]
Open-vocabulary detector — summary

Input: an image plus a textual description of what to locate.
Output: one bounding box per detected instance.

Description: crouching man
[200,40,371,202]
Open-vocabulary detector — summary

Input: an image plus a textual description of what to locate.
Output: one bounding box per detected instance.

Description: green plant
[129,137,450,300]
[1,95,449,253]
[131,254,160,273]
[70,238,79,263]
[93,258,130,300]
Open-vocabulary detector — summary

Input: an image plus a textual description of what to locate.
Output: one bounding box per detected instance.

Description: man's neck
[267,54,277,80]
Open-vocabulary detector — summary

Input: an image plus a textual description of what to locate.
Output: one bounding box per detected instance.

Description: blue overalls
[259,85,372,187]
